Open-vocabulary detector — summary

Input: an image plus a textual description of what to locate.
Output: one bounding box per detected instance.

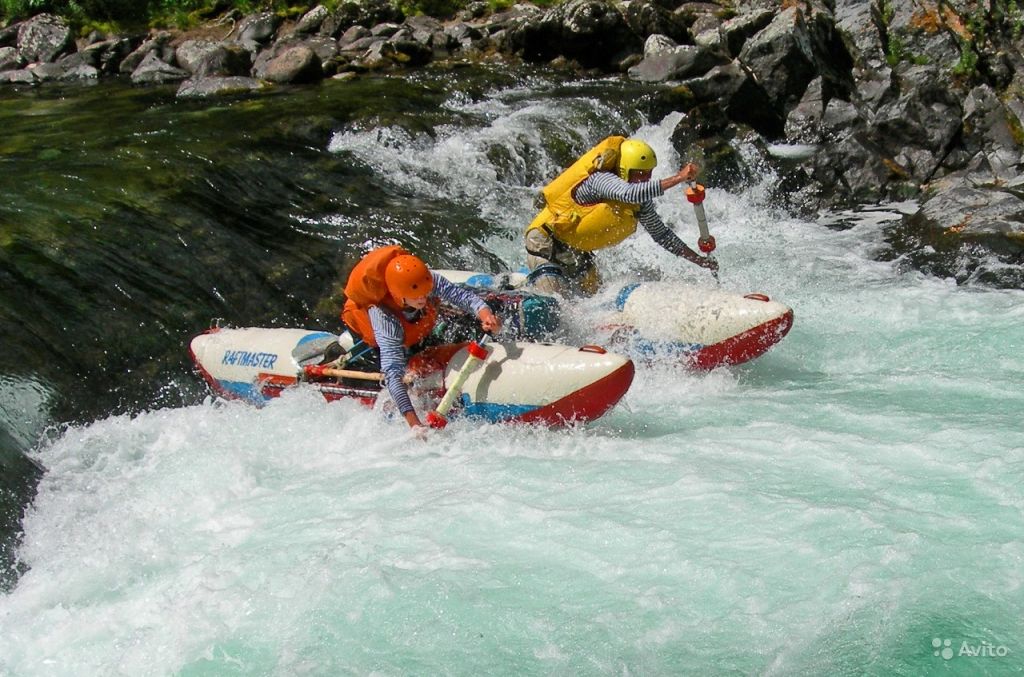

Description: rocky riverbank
[2,0,1023,288]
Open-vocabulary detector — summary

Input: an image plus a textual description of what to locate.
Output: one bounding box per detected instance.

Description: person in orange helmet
[342,245,501,431]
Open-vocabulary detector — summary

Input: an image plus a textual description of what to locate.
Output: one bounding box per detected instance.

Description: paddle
[685,182,719,281]
[425,334,492,429]
[303,364,413,384]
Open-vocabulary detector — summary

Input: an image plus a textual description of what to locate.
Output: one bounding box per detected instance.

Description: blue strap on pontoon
[525,263,567,286]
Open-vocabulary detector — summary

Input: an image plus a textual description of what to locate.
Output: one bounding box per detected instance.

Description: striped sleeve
[368,305,415,414]
[573,171,663,205]
[576,172,694,257]
[432,272,488,316]
[637,202,693,257]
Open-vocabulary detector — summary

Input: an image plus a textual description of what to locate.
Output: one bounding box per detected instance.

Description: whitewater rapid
[2,74,1023,675]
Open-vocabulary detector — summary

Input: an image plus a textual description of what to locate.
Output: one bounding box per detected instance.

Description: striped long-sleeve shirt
[573,171,694,257]
[368,272,489,415]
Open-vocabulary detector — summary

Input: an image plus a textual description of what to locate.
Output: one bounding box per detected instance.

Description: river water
[1,67,1022,675]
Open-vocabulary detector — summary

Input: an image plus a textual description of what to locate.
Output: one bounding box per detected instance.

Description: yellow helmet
[618,139,657,181]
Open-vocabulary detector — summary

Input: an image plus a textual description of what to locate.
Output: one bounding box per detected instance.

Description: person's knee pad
[526,263,568,295]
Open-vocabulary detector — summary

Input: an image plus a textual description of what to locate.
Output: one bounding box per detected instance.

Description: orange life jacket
[526,136,640,252]
[341,245,438,348]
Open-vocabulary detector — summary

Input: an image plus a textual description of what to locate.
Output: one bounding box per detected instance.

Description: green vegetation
[951,0,1024,77]
[0,0,553,28]
[878,0,928,68]
[1,0,259,28]
[951,36,978,77]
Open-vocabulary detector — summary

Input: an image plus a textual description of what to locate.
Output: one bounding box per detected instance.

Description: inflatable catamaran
[436,271,794,370]
[190,326,635,426]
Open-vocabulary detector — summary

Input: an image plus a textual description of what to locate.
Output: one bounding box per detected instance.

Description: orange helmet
[385,254,433,303]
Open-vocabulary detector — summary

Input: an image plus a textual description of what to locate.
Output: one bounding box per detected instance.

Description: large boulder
[256,45,323,83]
[833,0,885,69]
[871,64,963,182]
[176,40,252,77]
[882,180,1024,288]
[739,5,854,117]
[956,84,1024,182]
[628,39,729,83]
[683,61,785,139]
[515,0,641,69]
[294,5,330,35]
[233,12,282,45]
[717,9,774,58]
[883,0,963,73]
[17,14,73,63]
[30,51,99,81]
[120,32,175,75]
[405,15,454,58]
[130,51,189,84]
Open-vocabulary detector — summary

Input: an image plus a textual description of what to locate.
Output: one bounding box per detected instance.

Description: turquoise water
[1,73,1023,675]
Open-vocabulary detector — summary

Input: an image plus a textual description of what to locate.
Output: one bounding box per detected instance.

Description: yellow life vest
[526,136,640,252]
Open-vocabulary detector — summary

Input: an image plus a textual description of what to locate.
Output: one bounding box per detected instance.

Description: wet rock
[131,51,190,84]
[294,5,330,35]
[738,6,853,117]
[176,75,265,98]
[234,12,281,44]
[516,0,641,70]
[357,37,432,70]
[883,180,1024,288]
[719,9,774,58]
[17,14,73,63]
[30,59,98,82]
[871,64,962,183]
[957,84,1024,183]
[256,45,323,83]
[621,1,690,46]
[32,51,100,81]
[80,37,136,75]
[683,62,784,139]
[2,68,35,84]
[120,32,175,75]
[784,76,825,143]
[177,40,252,77]
[628,42,728,83]
[0,46,24,72]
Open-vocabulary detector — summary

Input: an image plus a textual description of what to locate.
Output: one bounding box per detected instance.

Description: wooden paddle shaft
[306,366,413,384]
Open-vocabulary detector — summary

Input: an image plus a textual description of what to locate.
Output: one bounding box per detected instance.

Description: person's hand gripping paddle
[685,182,719,282]
[425,334,491,429]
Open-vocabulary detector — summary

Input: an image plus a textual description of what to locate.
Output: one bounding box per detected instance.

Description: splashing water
[1,70,1022,675]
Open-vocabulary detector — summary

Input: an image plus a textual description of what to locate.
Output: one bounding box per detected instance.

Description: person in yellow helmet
[525,136,719,295]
